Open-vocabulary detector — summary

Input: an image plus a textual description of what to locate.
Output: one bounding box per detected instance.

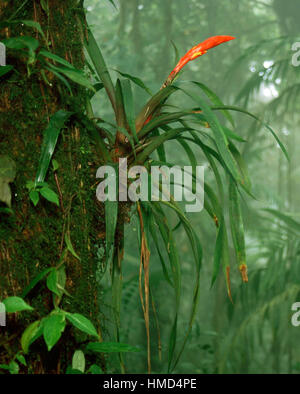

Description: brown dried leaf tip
[226,266,233,304]
[239,263,248,283]
[213,214,219,227]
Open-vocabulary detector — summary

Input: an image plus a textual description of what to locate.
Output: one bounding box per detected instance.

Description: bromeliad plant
[81,29,287,373]
[0,20,287,373]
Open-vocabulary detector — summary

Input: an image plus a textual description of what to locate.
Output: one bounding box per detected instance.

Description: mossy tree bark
[0,0,105,373]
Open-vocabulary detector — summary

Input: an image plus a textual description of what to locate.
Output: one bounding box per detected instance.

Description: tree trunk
[0,0,105,373]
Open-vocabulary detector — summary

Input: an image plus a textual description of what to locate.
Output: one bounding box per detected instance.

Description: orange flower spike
[166,35,235,85]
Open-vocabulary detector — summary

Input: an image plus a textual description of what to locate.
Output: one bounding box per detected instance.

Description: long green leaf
[85,27,116,113]
[39,49,75,69]
[194,81,235,127]
[136,86,178,132]
[229,179,247,280]
[211,105,289,160]
[263,209,300,234]
[135,127,191,164]
[139,110,205,139]
[86,342,140,353]
[66,313,99,338]
[21,267,54,298]
[105,198,118,265]
[44,66,73,94]
[77,113,111,162]
[180,86,241,184]
[47,63,95,91]
[35,110,72,184]
[153,199,202,372]
[114,69,152,95]
[229,142,252,193]
[120,79,139,143]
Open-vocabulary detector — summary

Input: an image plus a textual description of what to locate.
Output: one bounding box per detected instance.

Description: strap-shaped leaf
[39,49,75,69]
[21,267,54,298]
[229,141,252,194]
[114,69,152,95]
[229,179,248,283]
[105,198,119,265]
[135,86,178,132]
[35,110,72,184]
[86,342,140,353]
[135,127,191,164]
[139,110,205,139]
[179,86,242,185]
[158,200,202,372]
[120,79,139,143]
[66,313,99,338]
[46,63,95,91]
[263,209,300,234]
[194,81,235,127]
[85,27,116,114]
[211,105,289,161]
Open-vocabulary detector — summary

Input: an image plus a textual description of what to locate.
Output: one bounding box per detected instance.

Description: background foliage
[1,0,300,374]
[86,0,300,374]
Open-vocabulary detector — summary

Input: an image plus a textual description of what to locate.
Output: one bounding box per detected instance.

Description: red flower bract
[166,35,235,84]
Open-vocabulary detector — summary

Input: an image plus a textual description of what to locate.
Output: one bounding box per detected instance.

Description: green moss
[0,0,106,372]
